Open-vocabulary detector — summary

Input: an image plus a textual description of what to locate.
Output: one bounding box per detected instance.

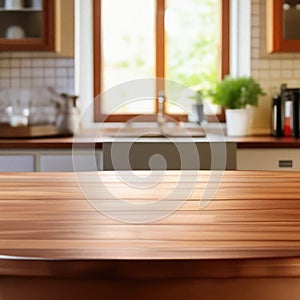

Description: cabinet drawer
[0,155,34,172]
[237,149,300,171]
[40,154,100,172]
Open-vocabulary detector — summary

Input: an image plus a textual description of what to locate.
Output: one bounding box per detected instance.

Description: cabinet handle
[278,160,293,168]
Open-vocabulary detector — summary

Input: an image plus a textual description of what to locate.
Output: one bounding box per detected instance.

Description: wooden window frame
[93,0,230,122]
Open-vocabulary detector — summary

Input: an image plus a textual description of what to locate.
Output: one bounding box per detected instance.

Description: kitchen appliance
[275,84,300,137]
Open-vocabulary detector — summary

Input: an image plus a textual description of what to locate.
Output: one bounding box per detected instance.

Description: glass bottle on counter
[271,86,283,137]
[279,84,300,138]
[271,94,283,137]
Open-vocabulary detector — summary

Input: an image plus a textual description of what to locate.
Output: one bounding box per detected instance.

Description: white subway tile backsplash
[252,16,260,27]
[294,70,300,78]
[0,60,9,67]
[68,68,75,77]
[20,78,32,87]
[251,60,260,69]
[252,3,259,15]
[258,70,270,79]
[0,79,10,87]
[32,59,44,67]
[282,61,294,69]
[289,80,300,87]
[11,78,21,87]
[44,68,56,77]
[294,61,300,69]
[45,77,56,87]
[0,68,10,78]
[32,78,45,87]
[21,59,31,67]
[56,68,68,77]
[0,54,74,102]
[258,60,270,69]
[11,68,21,77]
[32,68,44,77]
[11,52,32,58]
[44,59,56,67]
[252,27,259,39]
[31,52,56,58]
[251,70,259,79]
[270,70,281,79]
[270,60,281,69]
[281,70,293,79]
[21,68,32,77]
[68,78,75,91]
[10,59,20,68]
[252,48,260,59]
[56,59,72,67]
[56,77,68,88]
[252,38,260,48]
[0,53,11,58]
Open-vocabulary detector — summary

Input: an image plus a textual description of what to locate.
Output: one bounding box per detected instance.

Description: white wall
[75,0,94,127]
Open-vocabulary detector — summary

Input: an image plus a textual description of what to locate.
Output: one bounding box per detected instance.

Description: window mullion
[156,0,165,113]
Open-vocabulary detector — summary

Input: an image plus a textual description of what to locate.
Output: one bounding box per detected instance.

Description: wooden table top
[2,170,300,278]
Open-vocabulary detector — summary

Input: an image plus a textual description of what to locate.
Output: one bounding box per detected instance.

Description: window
[93,0,229,122]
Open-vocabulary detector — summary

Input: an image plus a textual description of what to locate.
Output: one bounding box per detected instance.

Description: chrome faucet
[157,90,166,130]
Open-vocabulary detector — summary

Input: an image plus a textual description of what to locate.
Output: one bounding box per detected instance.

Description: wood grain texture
[1,170,300,280]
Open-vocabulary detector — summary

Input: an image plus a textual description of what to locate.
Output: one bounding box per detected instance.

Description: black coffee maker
[272,84,300,137]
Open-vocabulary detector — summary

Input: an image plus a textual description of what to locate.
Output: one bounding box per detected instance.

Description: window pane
[165,0,220,115]
[101,0,156,114]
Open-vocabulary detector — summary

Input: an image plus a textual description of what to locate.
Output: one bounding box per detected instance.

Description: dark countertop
[0,123,299,149]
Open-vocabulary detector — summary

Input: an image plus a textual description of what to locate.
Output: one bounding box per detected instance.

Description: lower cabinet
[103,142,237,170]
[0,150,102,172]
[237,148,300,171]
[40,154,101,172]
[0,155,34,172]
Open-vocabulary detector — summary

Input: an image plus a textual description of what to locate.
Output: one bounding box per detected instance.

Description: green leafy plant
[209,76,265,109]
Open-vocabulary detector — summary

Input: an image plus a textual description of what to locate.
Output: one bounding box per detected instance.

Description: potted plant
[209,76,265,136]
[189,90,204,124]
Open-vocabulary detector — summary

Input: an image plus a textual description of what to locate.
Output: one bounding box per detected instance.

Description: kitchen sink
[101,122,206,138]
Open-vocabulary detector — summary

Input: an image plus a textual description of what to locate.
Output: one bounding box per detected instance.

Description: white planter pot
[225,108,252,136]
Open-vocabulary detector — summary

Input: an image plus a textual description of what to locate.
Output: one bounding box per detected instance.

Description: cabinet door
[267,0,300,52]
[40,154,101,172]
[237,149,300,171]
[55,0,74,57]
[0,155,34,172]
[0,0,54,51]
[103,142,236,170]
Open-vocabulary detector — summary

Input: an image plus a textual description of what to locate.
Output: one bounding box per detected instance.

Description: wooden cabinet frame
[0,0,55,51]
[267,0,300,53]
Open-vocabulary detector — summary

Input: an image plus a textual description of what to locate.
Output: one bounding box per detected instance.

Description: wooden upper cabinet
[0,0,55,51]
[0,0,74,56]
[55,0,74,57]
[267,0,300,53]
